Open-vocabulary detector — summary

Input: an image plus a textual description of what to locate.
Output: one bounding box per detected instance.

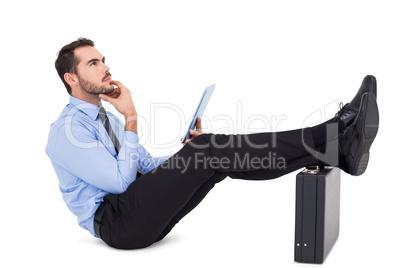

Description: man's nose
[103,63,110,73]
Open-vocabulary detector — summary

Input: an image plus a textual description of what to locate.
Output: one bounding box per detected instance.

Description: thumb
[99,94,114,104]
[196,117,202,131]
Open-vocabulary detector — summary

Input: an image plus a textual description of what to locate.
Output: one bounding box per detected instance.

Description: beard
[77,73,114,95]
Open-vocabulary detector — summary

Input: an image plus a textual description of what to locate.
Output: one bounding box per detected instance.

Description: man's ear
[64,73,78,87]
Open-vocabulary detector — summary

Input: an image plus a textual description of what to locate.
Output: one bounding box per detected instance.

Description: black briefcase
[294,166,341,264]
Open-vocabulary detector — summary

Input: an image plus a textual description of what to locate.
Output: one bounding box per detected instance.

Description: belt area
[94,202,106,238]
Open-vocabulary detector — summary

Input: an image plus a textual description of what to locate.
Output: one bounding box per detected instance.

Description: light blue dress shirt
[46,96,170,237]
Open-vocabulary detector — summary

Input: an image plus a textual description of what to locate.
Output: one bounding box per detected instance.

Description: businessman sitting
[46,38,379,249]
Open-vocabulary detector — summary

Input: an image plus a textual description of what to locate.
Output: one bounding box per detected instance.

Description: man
[46,38,379,249]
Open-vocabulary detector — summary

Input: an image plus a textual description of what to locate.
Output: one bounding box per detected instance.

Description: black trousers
[100,128,320,249]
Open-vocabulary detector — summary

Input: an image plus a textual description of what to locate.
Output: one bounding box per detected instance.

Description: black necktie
[98,107,144,177]
[98,107,121,154]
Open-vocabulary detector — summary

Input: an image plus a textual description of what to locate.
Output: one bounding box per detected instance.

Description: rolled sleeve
[52,124,141,194]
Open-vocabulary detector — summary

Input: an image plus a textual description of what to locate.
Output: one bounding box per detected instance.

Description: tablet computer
[181,84,215,143]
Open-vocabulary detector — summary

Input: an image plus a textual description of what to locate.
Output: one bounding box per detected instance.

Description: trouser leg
[100,128,319,249]
[153,171,226,243]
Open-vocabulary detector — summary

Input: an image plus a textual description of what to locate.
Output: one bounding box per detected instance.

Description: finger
[111,80,122,86]
[189,130,201,138]
[111,80,126,90]
[99,93,115,104]
[105,87,121,98]
[195,117,203,132]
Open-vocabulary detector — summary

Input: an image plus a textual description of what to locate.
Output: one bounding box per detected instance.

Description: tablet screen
[181,84,215,143]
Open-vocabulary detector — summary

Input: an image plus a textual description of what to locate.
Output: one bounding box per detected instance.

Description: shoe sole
[352,92,379,175]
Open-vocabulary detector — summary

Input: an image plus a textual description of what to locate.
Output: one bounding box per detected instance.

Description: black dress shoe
[338,92,379,176]
[334,103,357,129]
[349,75,377,111]
[334,75,377,129]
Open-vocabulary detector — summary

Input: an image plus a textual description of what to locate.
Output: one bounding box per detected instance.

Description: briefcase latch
[302,166,320,174]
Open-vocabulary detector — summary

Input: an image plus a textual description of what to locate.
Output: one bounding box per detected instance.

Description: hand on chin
[102,86,121,99]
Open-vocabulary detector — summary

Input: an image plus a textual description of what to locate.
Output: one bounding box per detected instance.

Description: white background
[1,0,401,267]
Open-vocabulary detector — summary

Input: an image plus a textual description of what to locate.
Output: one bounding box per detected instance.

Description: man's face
[74,46,114,95]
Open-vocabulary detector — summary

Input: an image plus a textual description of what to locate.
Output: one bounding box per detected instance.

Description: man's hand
[99,80,138,134]
[182,117,203,146]
[99,81,136,118]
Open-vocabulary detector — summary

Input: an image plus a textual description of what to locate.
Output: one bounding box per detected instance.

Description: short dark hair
[55,38,95,95]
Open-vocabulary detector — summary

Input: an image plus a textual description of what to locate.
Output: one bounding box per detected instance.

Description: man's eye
[90,62,96,66]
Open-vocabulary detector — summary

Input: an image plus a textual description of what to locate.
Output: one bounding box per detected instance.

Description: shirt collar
[69,96,102,121]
